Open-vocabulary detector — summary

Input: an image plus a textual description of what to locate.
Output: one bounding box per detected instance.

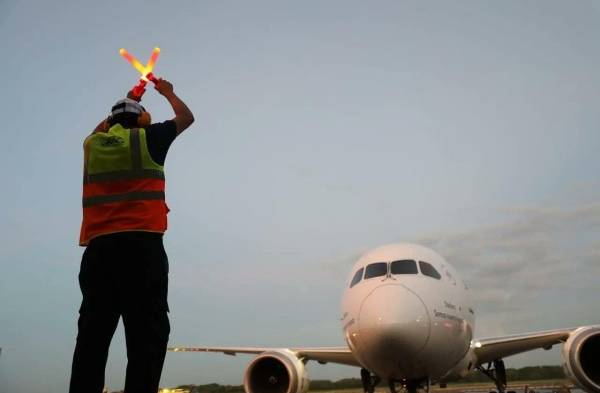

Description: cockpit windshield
[390,259,418,274]
[349,267,364,288]
[364,262,388,279]
[419,261,441,280]
[352,260,439,286]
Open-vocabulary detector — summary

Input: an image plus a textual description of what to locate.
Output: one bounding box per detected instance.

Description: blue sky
[1,1,600,392]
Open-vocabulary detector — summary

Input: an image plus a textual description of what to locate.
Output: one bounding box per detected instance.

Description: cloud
[415,203,600,336]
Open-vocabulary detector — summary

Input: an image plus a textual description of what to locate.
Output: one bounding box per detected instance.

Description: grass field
[308,380,574,393]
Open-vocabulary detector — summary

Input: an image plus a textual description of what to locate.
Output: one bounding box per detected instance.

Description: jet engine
[562,326,600,393]
[243,349,309,393]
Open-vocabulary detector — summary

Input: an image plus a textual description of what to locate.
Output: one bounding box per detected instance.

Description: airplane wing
[472,327,575,365]
[168,346,361,367]
[169,326,599,369]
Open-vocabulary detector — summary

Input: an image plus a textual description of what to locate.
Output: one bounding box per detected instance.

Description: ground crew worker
[69,78,194,393]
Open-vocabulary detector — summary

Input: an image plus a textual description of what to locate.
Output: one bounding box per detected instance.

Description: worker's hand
[155,78,174,97]
[127,90,142,102]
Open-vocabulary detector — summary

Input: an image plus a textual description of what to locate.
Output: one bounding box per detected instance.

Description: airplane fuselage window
[390,259,418,274]
[419,261,442,280]
[364,262,388,279]
[350,267,364,288]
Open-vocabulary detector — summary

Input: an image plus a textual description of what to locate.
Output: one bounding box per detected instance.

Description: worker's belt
[82,190,165,208]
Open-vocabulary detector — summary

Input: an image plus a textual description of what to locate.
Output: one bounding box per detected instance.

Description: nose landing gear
[388,378,430,393]
[362,372,432,393]
[361,368,381,393]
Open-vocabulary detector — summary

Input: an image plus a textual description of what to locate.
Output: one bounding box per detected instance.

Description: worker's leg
[69,240,120,393]
[121,233,170,393]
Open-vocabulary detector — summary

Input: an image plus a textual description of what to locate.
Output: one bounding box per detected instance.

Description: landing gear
[388,378,430,393]
[361,368,381,393]
[477,359,507,393]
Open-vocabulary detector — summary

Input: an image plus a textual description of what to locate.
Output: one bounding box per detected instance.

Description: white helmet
[111,98,144,116]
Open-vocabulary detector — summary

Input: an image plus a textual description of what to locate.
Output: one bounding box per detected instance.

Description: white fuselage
[341,243,475,381]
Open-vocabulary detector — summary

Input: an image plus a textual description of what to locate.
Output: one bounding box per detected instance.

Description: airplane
[169,243,600,393]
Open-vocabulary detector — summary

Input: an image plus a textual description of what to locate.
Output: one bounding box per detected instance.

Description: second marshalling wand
[119,47,161,100]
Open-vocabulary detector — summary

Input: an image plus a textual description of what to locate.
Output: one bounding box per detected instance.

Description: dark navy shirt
[144,120,177,166]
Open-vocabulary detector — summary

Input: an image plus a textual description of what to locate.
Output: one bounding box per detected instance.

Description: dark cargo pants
[69,232,170,393]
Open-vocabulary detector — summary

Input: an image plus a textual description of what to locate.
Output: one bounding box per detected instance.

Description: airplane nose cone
[357,284,430,362]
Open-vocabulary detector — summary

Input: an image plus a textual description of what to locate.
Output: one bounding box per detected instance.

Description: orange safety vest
[79,124,168,246]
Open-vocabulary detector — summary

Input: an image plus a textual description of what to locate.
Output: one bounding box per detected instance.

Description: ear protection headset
[110,98,152,128]
[137,106,152,127]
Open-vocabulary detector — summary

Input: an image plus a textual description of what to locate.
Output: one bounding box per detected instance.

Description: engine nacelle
[243,349,309,393]
[562,326,600,393]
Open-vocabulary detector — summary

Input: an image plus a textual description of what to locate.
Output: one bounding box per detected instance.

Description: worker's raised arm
[93,117,109,133]
[154,79,194,135]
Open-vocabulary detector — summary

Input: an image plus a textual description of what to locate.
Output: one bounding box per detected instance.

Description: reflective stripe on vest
[84,169,164,184]
[82,190,165,207]
[80,125,168,245]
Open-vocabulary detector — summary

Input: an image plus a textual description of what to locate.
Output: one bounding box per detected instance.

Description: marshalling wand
[119,47,161,100]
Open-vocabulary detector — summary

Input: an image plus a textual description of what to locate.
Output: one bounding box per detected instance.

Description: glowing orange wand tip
[119,47,146,76]
[146,47,161,73]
